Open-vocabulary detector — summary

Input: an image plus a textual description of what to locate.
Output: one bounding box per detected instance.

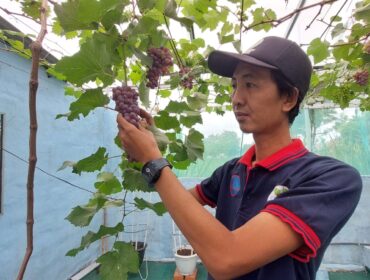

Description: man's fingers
[117,113,134,130]
[139,119,149,129]
[139,109,154,126]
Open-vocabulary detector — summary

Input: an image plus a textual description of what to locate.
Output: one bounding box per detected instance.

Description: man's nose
[231,88,243,107]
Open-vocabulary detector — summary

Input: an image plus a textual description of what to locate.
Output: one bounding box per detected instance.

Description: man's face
[231,62,291,135]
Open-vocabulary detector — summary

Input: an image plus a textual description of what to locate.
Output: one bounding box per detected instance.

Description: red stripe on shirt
[195,184,216,208]
[261,204,321,263]
[266,148,309,171]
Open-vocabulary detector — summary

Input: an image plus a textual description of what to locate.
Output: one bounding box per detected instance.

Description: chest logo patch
[230,175,241,196]
[267,185,289,201]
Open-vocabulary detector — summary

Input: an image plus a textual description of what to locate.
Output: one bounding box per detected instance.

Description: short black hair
[270,70,304,124]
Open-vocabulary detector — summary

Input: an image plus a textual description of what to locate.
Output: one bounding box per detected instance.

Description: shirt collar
[239,139,308,171]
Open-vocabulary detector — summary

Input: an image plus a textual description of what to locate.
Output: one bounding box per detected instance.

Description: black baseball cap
[207,36,312,95]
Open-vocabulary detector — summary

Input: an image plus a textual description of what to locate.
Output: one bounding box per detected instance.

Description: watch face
[143,166,153,182]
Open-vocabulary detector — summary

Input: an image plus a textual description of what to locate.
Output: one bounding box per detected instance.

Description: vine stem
[239,0,244,45]
[243,0,337,32]
[122,48,128,86]
[320,0,347,39]
[163,15,184,68]
[330,35,369,47]
[300,34,369,47]
[305,3,324,30]
[0,7,41,24]
[114,190,129,243]
[17,1,48,280]
[104,105,118,112]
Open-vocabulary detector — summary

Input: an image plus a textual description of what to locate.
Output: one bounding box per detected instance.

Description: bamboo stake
[17,1,48,279]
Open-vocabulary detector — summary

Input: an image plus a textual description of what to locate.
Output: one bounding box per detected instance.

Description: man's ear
[282,87,299,112]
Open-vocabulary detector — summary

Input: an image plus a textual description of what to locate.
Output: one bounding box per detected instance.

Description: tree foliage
[2,0,369,278]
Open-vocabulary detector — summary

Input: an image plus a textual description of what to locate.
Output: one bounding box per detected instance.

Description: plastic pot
[174,246,198,276]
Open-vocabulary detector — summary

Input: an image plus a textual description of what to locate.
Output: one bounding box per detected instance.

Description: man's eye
[246,82,255,88]
[231,83,236,89]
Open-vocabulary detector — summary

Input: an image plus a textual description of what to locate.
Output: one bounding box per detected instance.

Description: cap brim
[208,50,278,77]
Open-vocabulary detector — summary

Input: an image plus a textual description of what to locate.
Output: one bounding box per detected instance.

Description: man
[117,36,362,280]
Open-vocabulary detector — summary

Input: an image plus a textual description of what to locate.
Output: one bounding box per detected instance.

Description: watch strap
[141,158,172,187]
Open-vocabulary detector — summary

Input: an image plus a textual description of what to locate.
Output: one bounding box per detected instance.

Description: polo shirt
[196,139,362,280]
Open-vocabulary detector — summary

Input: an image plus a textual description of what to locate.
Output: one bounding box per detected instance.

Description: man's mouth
[234,112,249,121]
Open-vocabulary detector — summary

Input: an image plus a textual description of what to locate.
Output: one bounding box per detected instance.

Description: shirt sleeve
[196,158,239,208]
[261,160,362,263]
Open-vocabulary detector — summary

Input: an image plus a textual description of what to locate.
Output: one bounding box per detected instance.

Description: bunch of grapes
[112,85,140,127]
[179,66,194,89]
[146,47,173,89]
[353,70,369,86]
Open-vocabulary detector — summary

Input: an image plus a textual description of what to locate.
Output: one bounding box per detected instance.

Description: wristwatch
[141,158,173,187]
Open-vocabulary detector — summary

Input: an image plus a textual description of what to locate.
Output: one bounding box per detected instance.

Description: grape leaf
[331,23,346,38]
[95,172,122,194]
[168,155,191,170]
[163,0,177,17]
[46,67,66,81]
[55,33,120,86]
[101,9,125,30]
[307,38,330,64]
[131,13,162,34]
[185,129,204,161]
[0,32,32,59]
[165,101,191,113]
[148,125,171,152]
[66,223,124,256]
[22,0,43,20]
[128,64,144,85]
[179,39,202,52]
[65,88,110,121]
[66,194,108,227]
[66,206,98,227]
[203,10,223,31]
[220,21,233,36]
[137,0,157,12]
[233,40,242,54]
[180,113,202,128]
[159,90,171,98]
[122,168,153,192]
[57,161,76,171]
[54,0,128,32]
[65,87,83,99]
[354,3,370,22]
[73,147,108,175]
[97,241,139,280]
[134,198,167,216]
[220,34,235,44]
[144,8,165,24]
[350,23,370,40]
[250,8,276,31]
[154,111,180,130]
[169,141,188,162]
[187,93,208,110]
[169,15,195,31]
[114,135,123,150]
[139,82,150,108]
